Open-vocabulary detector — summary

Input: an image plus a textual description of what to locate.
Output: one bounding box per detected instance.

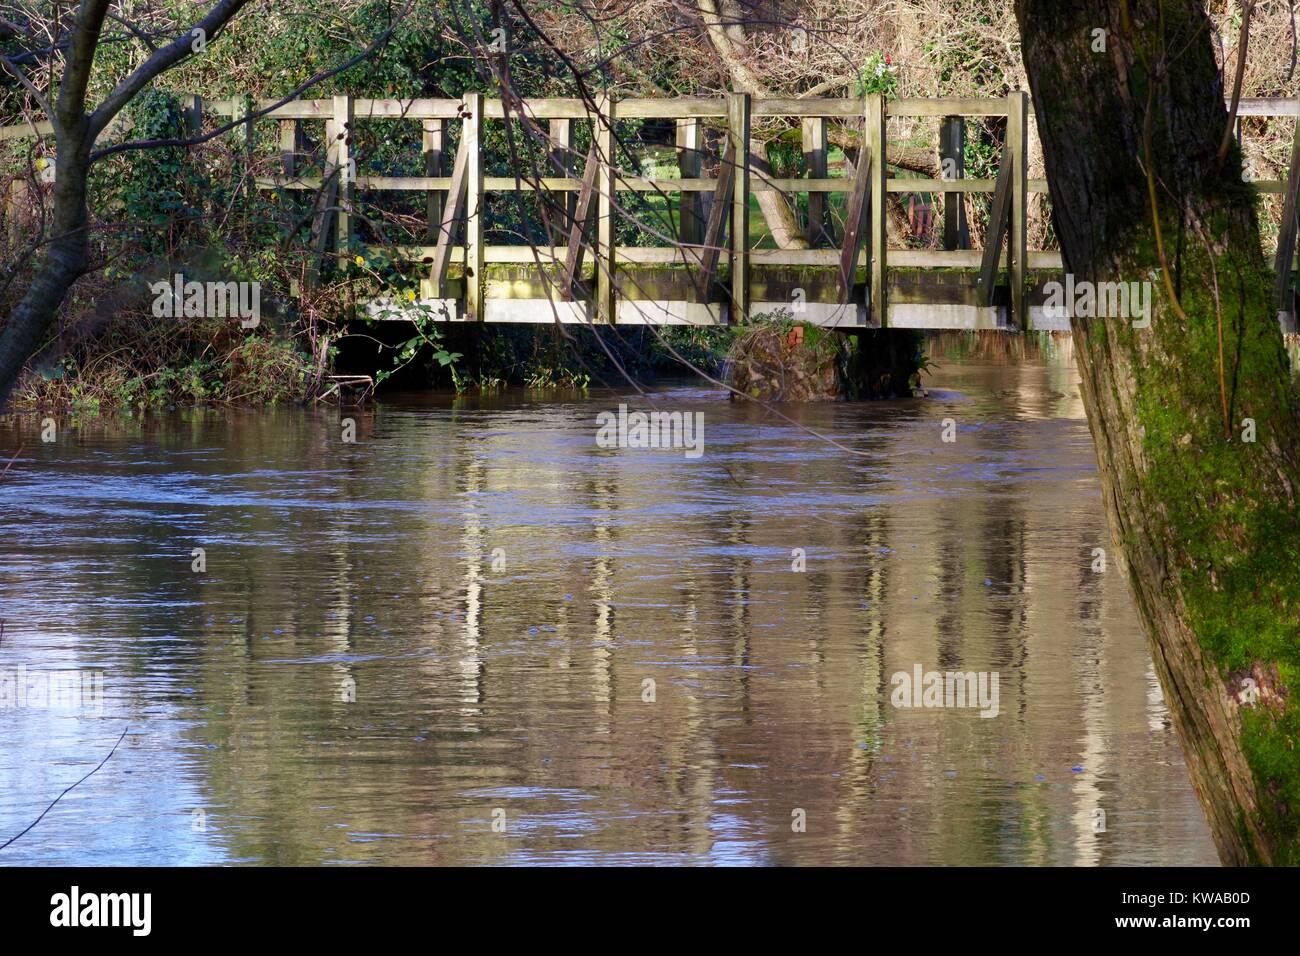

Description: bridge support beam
[866,94,888,327]
[1276,95,1300,333]
[333,95,353,256]
[729,93,751,324]
[423,118,445,244]
[802,117,828,246]
[677,118,703,247]
[595,94,616,325]
[939,115,969,250]
[463,92,484,322]
[1008,90,1028,329]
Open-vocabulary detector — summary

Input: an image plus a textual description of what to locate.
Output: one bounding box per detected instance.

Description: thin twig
[0,445,21,479]
[1217,0,1255,168]
[0,726,130,852]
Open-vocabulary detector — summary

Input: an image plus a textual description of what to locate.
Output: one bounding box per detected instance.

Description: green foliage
[856,53,899,98]
[93,90,202,257]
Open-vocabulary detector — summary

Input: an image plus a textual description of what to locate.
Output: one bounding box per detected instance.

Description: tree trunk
[0,124,92,405]
[695,0,809,249]
[1017,0,1300,865]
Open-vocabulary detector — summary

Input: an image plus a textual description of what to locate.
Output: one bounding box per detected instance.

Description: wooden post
[234,94,253,201]
[429,136,471,295]
[939,115,969,250]
[595,94,616,324]
[696,140,736,300]
[728,92,750,324]
[549,118,574,246]
[561,145,599,300]
[802,116,828,246]
[677,118,703,246]
[307,113,340,288]
[977,143,1013,307]
[279,119,299,176]
[866,94,887,327]
[423,119,445,244]
[1008,91,1028,329]
[5,179,27,246]
[1275,97,1300,332]
[463,91,484,322]
[839,153,870,303]
[180,95,203,138]
[333,94,354,256]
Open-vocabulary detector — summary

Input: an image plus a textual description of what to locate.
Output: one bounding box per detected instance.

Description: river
[0,350,1216,865]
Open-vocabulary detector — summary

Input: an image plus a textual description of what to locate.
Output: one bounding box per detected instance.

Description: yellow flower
[406,289,416,301]
[354,255,365,266]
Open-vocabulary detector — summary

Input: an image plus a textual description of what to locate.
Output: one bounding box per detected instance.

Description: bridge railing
[4,93,1297,328]
[197,92,1298,327]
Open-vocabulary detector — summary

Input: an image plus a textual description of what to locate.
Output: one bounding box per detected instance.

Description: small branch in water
[0,726,130,852]
[0,445,21,479]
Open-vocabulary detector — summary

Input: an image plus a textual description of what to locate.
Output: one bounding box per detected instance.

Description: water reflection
[0,354,1214,865]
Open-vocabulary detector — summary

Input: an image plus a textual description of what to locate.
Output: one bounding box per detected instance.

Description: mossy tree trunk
[1017,0,1300,864]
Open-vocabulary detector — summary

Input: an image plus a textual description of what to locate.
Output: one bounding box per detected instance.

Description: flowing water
[0,353,1217,865]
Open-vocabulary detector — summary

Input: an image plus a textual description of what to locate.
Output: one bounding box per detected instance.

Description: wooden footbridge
[7,92,1299,331]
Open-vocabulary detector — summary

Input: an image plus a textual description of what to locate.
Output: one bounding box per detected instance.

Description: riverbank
[9,318,1295,412]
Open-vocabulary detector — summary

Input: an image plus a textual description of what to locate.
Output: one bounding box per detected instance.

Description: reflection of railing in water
[5,95,1298,331]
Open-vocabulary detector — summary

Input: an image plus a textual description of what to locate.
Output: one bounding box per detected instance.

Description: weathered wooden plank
[803,117,829,246]
[595,95,616,323]
[617,98,726,119]
[729,93,751,323]
[977,143,1014,307]
[695,140,736,300]
[5,180,27,246]
[428,135,471,295]
[307,173,339,289]
[423,119,445,244]
[867,94,888,325]
[1008,91,1028,328]
[1238,97,1300,117]
[181,95,203,138]
[332,95,353,255]
[255,176,324,190]
[0,119,54,141]
[677,118,704,246]
[464,92,484,322]
[548,118,574,246]
[752,98,867,118]
[940,115,970,250]
[279,119,300,176]
[354,98,460,119]
[483,176,585,191]
[839,153,871,301]
[1276,99,1300,330]
[885,178,994,193]
[484,98,587,119]
[561,145,599,301]
[893,98,1012,117]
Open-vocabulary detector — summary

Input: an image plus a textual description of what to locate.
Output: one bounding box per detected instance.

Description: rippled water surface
[0,355,1216,865]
